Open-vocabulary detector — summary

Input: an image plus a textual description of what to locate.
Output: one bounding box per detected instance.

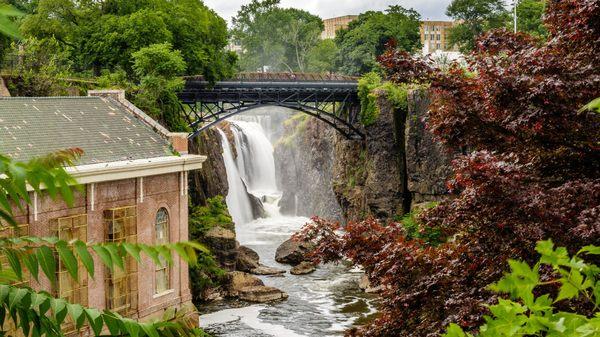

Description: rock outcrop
[203,227,238,271]
[405,91,456,206]
[238,286,289,302]
[236,245,261,272]
[331,89,455,221]
[290,261,316,275]
[189,128,229,207]
[275,238,313,265]
[274,115,343,221]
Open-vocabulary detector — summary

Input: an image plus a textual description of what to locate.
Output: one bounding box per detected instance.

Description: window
[104,206,138,316]
[51,214,89,306]
[155,208,170,294]
[437,34,441,41]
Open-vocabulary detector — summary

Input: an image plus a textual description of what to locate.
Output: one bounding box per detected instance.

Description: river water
[198,116,377,336]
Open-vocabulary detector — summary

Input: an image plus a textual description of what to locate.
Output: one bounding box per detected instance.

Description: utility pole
[513,0,518,33]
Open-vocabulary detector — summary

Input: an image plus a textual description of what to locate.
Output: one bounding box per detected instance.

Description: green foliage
[446,0,509,52]
[276,113,309,148]
[189,196,234,237]
[306,39,338,73]
[334,6,421,75]
[443,240,600,337]
[1,37,79,96]
[0,150,210,336]
[188,196,231,303]
[357,72,411,126]
[397,202,441,245]
[514,0,547,38]
[0,3,23,39]
[232,0,323,72]
[20,0,235,79]
[132,43,186,79]
[582,97,600,113]
[128,43,188,132]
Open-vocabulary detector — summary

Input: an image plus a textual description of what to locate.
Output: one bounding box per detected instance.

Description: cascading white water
[217,128,254,226]
[230,120,281,217]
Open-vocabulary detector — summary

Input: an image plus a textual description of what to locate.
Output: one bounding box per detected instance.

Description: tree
[0,150,210,336]
[334,5,421,75]
[232,0,323,72]
[306,39,338,73]
[513,0,547,37]
[297,0,600,336]
[446,0,508,52]
[130,43,188,131]
[20,0,235,80]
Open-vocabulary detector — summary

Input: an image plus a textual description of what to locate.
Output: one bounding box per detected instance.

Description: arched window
[155,208,170,294]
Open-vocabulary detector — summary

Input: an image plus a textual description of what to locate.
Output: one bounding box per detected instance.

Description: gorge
[189,91,456,336]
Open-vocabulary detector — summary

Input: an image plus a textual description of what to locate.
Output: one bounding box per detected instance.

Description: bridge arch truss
[179,74,365,140]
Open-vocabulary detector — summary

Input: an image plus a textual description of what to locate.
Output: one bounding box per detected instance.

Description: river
[198,115,377,336]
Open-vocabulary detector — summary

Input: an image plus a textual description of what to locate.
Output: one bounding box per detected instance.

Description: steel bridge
[178,72,363,140]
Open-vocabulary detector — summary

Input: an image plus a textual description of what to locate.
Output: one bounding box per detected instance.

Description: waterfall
[217,129,254,226]
[231,121,279,196]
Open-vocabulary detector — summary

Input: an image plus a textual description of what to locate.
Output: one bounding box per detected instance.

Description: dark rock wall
[274,116,343,221]
[405,91,456,206]
[189,128,229,207]
[331,89,456,222]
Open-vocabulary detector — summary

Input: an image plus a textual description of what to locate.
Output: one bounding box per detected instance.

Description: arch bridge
[178,72,364,140]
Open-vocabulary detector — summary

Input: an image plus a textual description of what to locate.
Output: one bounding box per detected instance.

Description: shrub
[444,240,600,337]
[357,72,413,126]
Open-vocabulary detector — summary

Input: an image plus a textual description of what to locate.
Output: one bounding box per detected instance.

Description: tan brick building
[321,15,358,39]
[420,20,459,53]
[0,90,206,332]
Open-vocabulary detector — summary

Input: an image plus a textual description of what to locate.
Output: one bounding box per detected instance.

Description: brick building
[420,20,459,53]
[321,15,358,39]
[0,90,206,332]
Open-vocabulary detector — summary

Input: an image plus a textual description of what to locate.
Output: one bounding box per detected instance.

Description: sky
[203,0,454,25]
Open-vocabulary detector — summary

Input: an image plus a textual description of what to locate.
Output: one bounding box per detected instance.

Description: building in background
[321,15,358,39]
[420,21,459,54]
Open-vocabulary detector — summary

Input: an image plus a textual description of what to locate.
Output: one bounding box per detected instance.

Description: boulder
[227,271,264,296]
[236,245,261,272]
[290,261,316,275]
[251,265,286,275]
[358,274,383,294]
[238,286,288,303]
[275,238,313,265]
[204,227,238,270]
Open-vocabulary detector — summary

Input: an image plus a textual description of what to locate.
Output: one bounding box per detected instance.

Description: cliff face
[333,89,456,221]
[274,115,343,221]
[189,128,229,207]
[405,91,456,206]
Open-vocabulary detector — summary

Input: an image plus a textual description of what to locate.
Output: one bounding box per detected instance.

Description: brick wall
[11,172,191,322]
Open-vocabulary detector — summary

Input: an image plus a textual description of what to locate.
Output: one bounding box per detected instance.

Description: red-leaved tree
[296,1,600,336]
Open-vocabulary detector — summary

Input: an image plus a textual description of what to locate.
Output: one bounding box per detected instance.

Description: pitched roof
[0,96,173,165]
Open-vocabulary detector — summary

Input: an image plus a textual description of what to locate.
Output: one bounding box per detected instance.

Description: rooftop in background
[0,96,173,165]
[321,15,358,39]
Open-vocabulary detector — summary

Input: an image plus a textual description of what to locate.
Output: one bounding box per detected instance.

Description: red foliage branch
[297,1,600,336]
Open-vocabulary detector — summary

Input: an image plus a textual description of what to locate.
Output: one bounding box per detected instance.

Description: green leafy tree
[513,0,547,37]
[232,0,323,72]
[444,240,600,337]
[446,0,509,52]
[306,39,338,73]
[130,43,188,131]
[334,5,421,75]
[0,149,210,336]
[20,0,235,79]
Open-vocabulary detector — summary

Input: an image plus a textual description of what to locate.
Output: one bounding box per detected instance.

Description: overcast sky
[203,0,454,25]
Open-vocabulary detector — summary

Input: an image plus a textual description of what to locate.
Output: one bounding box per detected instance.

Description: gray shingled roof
[0,97,173,165]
